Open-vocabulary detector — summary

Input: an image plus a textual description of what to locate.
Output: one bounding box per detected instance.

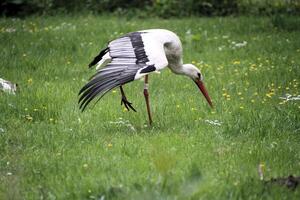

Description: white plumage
[0,78,17,95]
[79,29,213,124]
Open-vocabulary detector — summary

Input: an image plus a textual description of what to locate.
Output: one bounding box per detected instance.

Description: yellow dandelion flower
[233,60,240,65]
[27,78,33,84]
[266,93,273,98]
[176,105,180,108]
[83,163,88,168]
[25,115,33,121]
[107,143,113,147]
[234,181,239,186]
[112,90,117,93]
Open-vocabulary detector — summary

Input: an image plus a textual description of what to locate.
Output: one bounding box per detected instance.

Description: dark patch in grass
[271,15,300,31]
[265,175,300,190]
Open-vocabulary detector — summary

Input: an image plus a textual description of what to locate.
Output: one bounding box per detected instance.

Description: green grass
[0,15,300,199]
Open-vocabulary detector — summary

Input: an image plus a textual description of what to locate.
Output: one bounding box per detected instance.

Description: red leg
[144,75,153,125]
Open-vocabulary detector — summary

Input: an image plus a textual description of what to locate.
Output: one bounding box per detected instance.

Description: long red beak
[194,80,213,108]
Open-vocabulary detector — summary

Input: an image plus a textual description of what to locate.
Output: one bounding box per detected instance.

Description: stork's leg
[120,86,136,112]
[144,75,153,125]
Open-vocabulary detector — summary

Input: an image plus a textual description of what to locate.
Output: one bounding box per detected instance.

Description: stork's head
[182,64,213,107]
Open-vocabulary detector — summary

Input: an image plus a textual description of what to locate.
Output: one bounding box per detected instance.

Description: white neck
[176,64,195,76]
[169,63,189,75]
[181,64,194,76]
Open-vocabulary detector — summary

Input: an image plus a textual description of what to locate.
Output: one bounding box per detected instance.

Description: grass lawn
[0,15,300,199]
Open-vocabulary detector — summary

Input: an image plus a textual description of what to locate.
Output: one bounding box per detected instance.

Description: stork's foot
[119,85,136,112]
[121,97,136,112]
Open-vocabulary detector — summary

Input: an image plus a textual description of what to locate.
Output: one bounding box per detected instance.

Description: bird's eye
[197,72,201,79]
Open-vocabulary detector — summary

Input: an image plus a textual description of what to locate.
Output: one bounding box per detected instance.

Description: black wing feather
[88,47,109,68]
[79,31,157,111]
[79,64,142,111]
[79,79,117,111]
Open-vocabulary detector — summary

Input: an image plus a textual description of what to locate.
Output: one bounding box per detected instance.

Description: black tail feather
[88,47,109,68]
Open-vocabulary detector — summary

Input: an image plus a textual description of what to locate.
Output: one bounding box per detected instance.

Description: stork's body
[96,29,184,76]
[79,29,212,125]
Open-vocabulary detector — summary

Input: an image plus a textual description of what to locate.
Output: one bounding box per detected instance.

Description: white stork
[79,29,213,125]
